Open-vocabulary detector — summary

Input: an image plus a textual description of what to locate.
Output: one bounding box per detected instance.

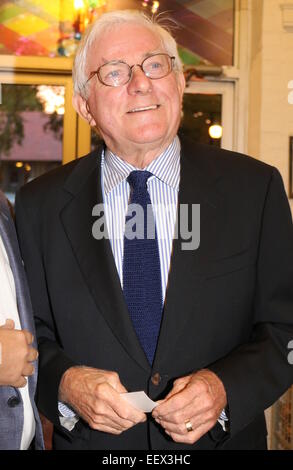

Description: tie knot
[127,171,153,191]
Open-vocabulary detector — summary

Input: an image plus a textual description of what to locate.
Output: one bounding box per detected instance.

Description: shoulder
[17,145,103,207]
[180,135,278,186]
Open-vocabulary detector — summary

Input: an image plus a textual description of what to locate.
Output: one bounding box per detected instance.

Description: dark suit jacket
[0,191,44,450]
[15,136,293,450]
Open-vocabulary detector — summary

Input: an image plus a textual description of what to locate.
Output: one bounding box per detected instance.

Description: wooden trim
[0,55,73,74]
[64,78,78,164]
[289,137,293,199]
[77,115,91,158]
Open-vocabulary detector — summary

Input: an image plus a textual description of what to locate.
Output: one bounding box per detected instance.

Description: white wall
[248,0,293,212]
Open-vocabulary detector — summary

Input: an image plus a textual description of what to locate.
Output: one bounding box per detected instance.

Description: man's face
[83,23,185,156]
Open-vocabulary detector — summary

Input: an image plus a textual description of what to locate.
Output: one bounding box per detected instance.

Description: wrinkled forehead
[87,23,165,69]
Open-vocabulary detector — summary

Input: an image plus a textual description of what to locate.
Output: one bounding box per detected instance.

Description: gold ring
[185,420,193,432]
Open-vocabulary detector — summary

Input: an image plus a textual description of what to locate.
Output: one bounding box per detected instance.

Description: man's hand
[59,366,147,434]
[152,369,227,445]
[0,319,38,388]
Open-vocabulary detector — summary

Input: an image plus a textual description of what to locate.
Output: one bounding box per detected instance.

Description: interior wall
[247,0,293,212]
[247,0,263,160]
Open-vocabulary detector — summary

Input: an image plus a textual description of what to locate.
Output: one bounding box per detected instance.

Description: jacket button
[151,373,161,386]
[7,396,21,408]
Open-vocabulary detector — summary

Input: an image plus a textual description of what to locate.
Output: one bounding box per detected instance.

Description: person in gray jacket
[0,190,44,450]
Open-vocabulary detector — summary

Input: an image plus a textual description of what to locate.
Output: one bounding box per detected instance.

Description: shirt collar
[102,136,180,195]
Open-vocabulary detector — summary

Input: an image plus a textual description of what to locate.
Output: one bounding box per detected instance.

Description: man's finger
[154,388,194,418]
[1,319,15,329]
[167,420,214,445]
[154,399,198,426]
[13,376,27,388]
[90,402,135,430]
[154,377,209,419]
[92,382,146,424]
[27,347,39,362]
[108,390,147,423]
[162,381,188,402]
[22,363,35,377]
[155,392,211,423]
[157,405,215,434]
[23,329,34,345]
[153,375,193,412]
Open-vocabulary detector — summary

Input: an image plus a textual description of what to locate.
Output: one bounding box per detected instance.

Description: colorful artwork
[0,0,234,64]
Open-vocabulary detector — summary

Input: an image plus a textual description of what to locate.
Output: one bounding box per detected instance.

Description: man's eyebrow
[100,56,116,64]
[99,50,164,65]
[142,49,162,58]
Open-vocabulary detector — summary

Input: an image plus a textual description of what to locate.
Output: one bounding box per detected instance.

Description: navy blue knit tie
[123,171,163,365]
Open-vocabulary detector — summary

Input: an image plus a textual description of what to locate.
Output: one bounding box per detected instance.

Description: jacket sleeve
[15,190,78,431]
[208,168,293,438]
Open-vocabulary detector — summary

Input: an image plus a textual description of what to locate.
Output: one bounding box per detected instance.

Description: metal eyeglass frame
[85,53,176,88]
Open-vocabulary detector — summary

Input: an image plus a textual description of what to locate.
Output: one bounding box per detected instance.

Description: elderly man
[0,190,43,449]
[15,10,293,450]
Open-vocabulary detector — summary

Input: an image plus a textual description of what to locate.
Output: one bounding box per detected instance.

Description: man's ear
[177,71,186,98]
[72,94,97,126]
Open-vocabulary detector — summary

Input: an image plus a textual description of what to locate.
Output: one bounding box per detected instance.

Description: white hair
[73,9,183,99]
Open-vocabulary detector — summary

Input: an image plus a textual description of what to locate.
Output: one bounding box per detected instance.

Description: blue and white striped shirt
[102,135,180,301]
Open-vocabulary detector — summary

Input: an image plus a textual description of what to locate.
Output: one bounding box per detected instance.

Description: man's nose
[127,65,152,95]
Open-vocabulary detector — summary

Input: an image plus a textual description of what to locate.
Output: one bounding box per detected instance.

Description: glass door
[0,72,76,203]
[182,80,235,151]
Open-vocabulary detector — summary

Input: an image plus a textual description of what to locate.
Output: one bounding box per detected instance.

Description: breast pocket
[203,248,256,280]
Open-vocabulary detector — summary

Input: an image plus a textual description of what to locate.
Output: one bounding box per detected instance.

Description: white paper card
[120,391,158,413]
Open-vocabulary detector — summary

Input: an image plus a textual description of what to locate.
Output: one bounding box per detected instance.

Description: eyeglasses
[86,53,175,88]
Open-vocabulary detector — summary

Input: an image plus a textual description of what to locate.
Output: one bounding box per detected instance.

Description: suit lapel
[0,195,40,415]
[60,139,224,373]
[0,199,37,339]
[153,138,224,370]
[60,148,151,373]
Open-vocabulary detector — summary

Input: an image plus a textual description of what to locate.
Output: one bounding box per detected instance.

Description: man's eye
[150,62,162,69]
[107,69,121,78]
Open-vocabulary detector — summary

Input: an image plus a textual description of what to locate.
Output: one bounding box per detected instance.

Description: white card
[120,391,158,413]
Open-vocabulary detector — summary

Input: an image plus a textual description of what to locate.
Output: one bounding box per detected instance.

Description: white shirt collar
[102,136,180,195]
